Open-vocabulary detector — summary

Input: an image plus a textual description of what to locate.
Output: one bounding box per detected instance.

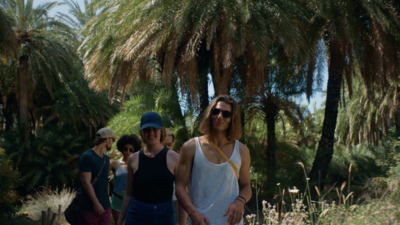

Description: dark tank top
[132,148,174,204]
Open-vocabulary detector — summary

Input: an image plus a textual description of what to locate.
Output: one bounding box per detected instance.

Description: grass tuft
[19,187,75,224]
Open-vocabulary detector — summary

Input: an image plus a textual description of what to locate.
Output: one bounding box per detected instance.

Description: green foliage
[108,79,189,151]
[325,136,398,194]
[244,101,322,197]
[0,149,20,219]
[318,189,400,225]
[2,125,93,193]
[246,136,400,225]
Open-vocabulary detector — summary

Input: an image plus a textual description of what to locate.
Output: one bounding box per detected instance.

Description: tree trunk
[197,48,210,115]
[264,96,278,196]
[309,41,344,190]
[19,54,30,144]
[2,94,16,131]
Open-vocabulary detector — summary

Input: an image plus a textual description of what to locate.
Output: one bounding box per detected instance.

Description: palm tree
[336,76,399,147]
[0,0,80,142]
[309,0,400,189]
[57,0,101,47]
[79,0,316,112]
[0,8,16,57]
[240,41,324,194]
[0,9,17,132]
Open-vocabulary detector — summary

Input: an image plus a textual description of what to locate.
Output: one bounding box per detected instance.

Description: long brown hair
[199,95,242,140]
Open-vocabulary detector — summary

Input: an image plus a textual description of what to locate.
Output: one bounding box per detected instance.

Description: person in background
[110,134,142,225]
[79,127,117,225]
[164,128,175,150]
[164,128,187,225]
[118,111,180,225]
[176,95,252,225]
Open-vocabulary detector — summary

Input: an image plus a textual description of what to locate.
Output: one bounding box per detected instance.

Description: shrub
[2,125,92,193]
[0,148,20,219]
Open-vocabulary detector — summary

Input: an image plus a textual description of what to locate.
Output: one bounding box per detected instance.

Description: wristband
[236,195,246,204]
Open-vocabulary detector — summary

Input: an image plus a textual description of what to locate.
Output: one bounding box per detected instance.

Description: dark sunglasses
[211,108,232,118]
[122,146,134,152]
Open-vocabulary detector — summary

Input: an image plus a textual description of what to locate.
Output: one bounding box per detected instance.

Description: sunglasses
[122,146,134,152]
[211,108,232,118]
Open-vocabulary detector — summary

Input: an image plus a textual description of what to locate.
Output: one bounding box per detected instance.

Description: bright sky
[34,0,84,17]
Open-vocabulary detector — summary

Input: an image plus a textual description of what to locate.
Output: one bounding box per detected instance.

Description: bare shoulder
[167,149,180,163]
[237,141,250,152]
[127,151,140,172]
[127,151,139,165]
[180,138,197,153]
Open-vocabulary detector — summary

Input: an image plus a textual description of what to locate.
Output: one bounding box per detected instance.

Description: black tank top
[132,148,174,204]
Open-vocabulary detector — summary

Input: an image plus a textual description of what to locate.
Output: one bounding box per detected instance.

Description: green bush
[0,148,20,219]
[2,124,93,193]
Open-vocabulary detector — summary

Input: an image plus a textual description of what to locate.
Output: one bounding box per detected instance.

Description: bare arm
[175,139,210,225]
[238,143,252,202]
[109,160,117,196]
[117,153,137,225]
[224,143,252,225]
[178,203,188,225]
[172,151,188,225]
[80,172,104,215]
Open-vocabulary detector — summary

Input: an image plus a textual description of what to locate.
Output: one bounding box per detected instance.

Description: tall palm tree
[0,0,82,142]
[309,0,400,188]
[241,41,325,194]
[79,0,316,111]
[0,9,17,132]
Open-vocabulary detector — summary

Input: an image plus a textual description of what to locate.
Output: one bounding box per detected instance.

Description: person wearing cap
[175,95,252,225]
[118,111,180,225]
[78,127,118,225]
[110,134,142,225]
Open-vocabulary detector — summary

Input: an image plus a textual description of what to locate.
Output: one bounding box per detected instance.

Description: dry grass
[245,162,400,225]
[19,187,75,225]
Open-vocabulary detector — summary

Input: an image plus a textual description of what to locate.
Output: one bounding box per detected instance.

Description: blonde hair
[199,95,242,140]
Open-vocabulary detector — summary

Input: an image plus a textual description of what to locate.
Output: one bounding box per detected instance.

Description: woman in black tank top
[117,112,180,225]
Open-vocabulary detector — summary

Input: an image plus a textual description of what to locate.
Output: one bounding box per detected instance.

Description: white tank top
[189,137,243,225]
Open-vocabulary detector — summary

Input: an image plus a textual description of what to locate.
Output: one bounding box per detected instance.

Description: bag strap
[207,139,239,179]
[91,157,106,185]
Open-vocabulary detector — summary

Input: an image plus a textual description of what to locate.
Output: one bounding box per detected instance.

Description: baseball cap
[140,111,163,130]
[96,127,118,139]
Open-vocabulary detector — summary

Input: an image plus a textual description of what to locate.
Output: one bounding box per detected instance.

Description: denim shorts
[125,198,175,225]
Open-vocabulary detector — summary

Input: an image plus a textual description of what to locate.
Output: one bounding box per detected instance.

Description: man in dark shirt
[79,127,117,225]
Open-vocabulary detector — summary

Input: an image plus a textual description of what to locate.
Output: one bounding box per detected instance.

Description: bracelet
[236,195,246,204]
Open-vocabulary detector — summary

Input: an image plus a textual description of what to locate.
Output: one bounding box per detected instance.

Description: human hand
[189,211,210,225]
[224,199,245,225]
[93,202,105,216]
